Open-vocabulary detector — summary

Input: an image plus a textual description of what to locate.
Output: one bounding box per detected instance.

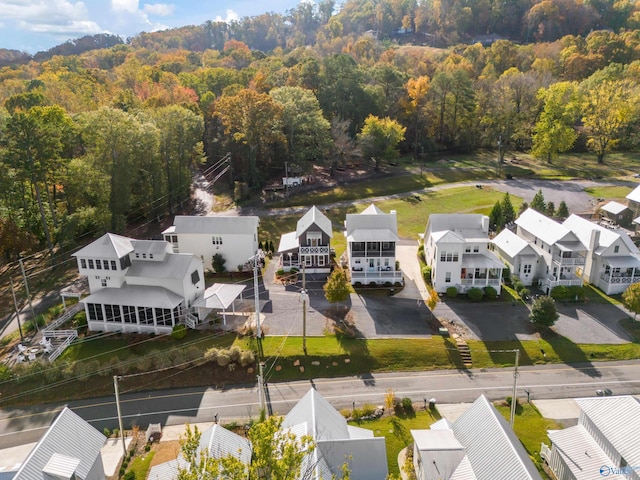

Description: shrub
[446,286,458,298]
[171,323,187,340]
[276,269,285,276]
[502,267,512,283]
[467,287,484,302]
[119,467,126,476]
[551,285,584,300]
[204,347,219,361]
[401,397,414,413]
[484,285,498,300]
[239,350,255,367]
[421,265,432,283]
[384,388,396,411]
[144,444,151,452]
[354,281,362,287]
[506,396,519,408]
[519,287,530,298]
[216,351,231,367]
[512,279,524,292]
[124,472,136,480]
[113,428,120,437]
[103,427,111,437]
[361,403,377,417]
[228,346,241,363]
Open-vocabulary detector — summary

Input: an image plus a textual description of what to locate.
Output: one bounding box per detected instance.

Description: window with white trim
[445,272,451,283]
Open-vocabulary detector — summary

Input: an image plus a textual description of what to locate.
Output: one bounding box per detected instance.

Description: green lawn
[496,403,562,470]
[126,450,155,479]
[349,409,441,475]
[584,185,634,201]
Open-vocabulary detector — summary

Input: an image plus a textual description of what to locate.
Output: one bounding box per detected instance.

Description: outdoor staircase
[456,338,473,369]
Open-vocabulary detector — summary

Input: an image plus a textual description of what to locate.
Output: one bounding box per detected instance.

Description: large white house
[344,204,403,285]
[423,214,504,294]
[411,395,541,480]
[513,209,587,293]
[562,214,640,295]
[73,233,204,334]
[278,206,333,274]
[542,396,640,480]
[163,215,260,272]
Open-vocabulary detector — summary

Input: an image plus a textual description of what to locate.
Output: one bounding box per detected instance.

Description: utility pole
[301,264,308,355]
[10,278,24,343]
[251,252,261,338]
[19,257,37,332]
[113,376,126,456]
[510,349,520,428]
[257,361,267,417]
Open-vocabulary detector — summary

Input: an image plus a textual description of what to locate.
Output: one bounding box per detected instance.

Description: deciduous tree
[622,283,640,320]
[324,267,351,305]
[357,115,406,170]
[529,296,559,326]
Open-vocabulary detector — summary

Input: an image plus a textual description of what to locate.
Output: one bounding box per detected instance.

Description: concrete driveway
[433,297,632,344]
[262,254,431,339]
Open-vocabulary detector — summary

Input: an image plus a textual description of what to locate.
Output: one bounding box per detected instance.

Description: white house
[163,215,260,272]
[13,407,107,480]
[73,233,205,334]
[281,388,389,480]
[542,396,640,480]
[148,424,251,480]
[344,204,403,285]
[412,395,541,480]
[491,229,540,286]
[514,209,587,293]
[278,206,333,274]
[562,214,640,294]
[424,214,504,294]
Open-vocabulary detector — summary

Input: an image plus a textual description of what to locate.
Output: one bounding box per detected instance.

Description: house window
[369,259,375,268]
[88,259,94,269]
[87,303,103,321]
[96,260,101,270]
[103,260,109,270]
[473,245,479,253]
[149,254,154,259]
[306,256,312,266]
[142,253,147,259]
[120,255,131,269]
[155,308,172,326]
[318,256,325,266]
[446,252,453,262]
[191,270,200,285]
[111,260,117,270]
[384,258,390,267]
[135,253,140,258]
[101,279,107,287]
[453,252,459,261]
[105,305,121,323]
[465,246,471,253]
[440,251,447,262]
[445,272,451,283]
[138,307,154,325]
[614,245,620,253]
[523,264,532,274]
[122,305,136,323]
[81,259,86,269]
[212,236,223,245]
[355,259,361,264]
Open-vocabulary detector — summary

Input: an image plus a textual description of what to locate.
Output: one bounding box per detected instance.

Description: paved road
[2,359,640,449]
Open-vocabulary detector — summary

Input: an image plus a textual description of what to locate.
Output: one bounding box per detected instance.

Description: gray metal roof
[131,239,172,257]
[13,407,106,480]
[82,284,185,309]
[547,426,610,480]
[515,209,577,247]
[282,388,350,441]
[172,215,259,234]
[492,229,538,258]
[563,214,638,254]
[317,438,388,480]
[126,252,199,279]
[576,396,640,469]
[345,205,398,238]
[296,206,333,238]
[277,231,299,253]
[199,424,252,466]
[601,200,629,215]
[72,233,133,259]
[452,395,541,480]
[193,284,246,310]
[626,184,640,203]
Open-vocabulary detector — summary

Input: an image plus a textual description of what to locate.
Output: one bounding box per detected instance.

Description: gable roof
[452,395,541,480]
[282,389,388,480]
[563,214,638,255]
[626,184,640,203]
[73,233,133,259]
[277,231,299,253]
[345,205,398,239]
[575,396,640,468]
[297,206,333,238]
[547,425,610,480]
[126,253,199,279]
[193,284,246,310]
[431,230,466,244]
[13,407,106,480]
[515,209,576,246]
[426,214,490,246]
[492,229,538,258]
[600,201,629,215]
[82,284,185,309]
[199,424,252,465]
[412,429,466,480]
[172,215,259,235]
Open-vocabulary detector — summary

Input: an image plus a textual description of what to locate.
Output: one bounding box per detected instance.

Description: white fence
[47,330,79,362]
[43,303,83,336]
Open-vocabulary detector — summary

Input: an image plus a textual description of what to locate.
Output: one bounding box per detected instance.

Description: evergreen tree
[530,190,546,213]
[489,201,504,231]
[324,267,350,304]
[557,201,569,219]
[502,192,516,225]
[518,201,529,215]
[546,201,556,217]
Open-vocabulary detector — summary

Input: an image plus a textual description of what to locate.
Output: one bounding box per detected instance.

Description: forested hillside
[1,0,639,265]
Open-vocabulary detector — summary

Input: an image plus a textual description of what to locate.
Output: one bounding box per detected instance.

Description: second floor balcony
[300,245,330,255]
[552,252,586,266]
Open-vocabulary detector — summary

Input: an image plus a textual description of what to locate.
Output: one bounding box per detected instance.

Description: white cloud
[214,9,239,23]
[21,19,102,35]
[111,0,138,13]
[143,3,174,16]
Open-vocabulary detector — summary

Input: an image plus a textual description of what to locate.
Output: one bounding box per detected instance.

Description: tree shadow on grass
[539,327,602,378]
[480,339,533,368]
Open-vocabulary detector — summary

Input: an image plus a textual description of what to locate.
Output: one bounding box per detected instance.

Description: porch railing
[600,274,640,285]
[351,270,403,282]
[552,254,586,266]
[460,278,500,286]
[47,330,79,362]
[43,303,83,335]
[300,246,329,255]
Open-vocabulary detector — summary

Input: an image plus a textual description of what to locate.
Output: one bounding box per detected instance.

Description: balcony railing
[351,270,403,282]
[350,250,395,257]
[552,254,586,266]
[600,274,640,285]
[460,278,501,286]
[300,246,330,255]
[541,277,583,288]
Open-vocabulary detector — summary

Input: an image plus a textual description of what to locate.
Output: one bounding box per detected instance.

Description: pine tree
[546,201,556,217]
[489,201,504,231]
[502,192,516,225]
[557,201,569,219]
[324,268,350,304]
[519,201,529,215]
[530,190,546,213]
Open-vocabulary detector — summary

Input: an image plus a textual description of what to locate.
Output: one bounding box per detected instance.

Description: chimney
[481,215,489,233]
[589,229,600,253]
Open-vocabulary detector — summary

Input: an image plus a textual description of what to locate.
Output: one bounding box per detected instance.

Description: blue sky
[1,0,305,53]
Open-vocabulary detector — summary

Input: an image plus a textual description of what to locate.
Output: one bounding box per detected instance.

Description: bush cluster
[446,286,458,298]
[467,287,484,302]
[550,285,585,301]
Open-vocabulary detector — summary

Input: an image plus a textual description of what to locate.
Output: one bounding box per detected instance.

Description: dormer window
[212,236,223,245]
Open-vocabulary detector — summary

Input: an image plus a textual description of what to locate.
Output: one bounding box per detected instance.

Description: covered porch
[192,283,247,326]
[598,256,640,295]
[459,254,504,293]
